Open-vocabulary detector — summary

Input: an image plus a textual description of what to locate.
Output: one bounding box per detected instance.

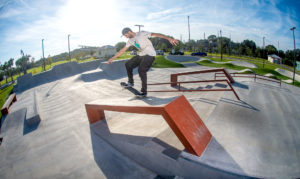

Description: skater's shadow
[90,119,182,178]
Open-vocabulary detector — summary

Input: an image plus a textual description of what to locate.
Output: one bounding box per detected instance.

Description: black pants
[125,55,155,93]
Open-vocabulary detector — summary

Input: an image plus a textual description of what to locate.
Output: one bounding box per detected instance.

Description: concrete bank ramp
[99,59,132,79]
[78,59,133,82]
[16,59,104,92]
[276,68,300,81]
[166,55,200,62]
[200,81,300,178]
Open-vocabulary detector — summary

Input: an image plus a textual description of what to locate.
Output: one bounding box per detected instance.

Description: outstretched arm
[107,46,129,64]
[151,33,179,46]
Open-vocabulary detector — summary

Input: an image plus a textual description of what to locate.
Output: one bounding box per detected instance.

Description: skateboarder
[108,27,179,97]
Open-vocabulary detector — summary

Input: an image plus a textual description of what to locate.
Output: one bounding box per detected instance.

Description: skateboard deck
[120,82,145,97]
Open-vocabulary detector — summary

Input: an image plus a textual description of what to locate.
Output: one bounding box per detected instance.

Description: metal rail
[148,79,240,100]
[214,73,282,87]
[170,68,235,87]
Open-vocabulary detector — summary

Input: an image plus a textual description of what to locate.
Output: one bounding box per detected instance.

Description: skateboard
[120,82,146,97]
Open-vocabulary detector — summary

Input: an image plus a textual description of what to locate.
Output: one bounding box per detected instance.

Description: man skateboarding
[108,27,179,97]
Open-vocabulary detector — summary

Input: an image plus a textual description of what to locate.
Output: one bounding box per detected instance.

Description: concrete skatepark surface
[1,59,300,178]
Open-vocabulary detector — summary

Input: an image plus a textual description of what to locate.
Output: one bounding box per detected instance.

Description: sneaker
[121,82,134,88]
[136,92,147,97]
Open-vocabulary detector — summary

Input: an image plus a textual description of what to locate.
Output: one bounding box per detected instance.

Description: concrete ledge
[1,93,17,115]
[26,89,41,126]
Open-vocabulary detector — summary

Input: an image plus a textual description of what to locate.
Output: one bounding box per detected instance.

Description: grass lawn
[196,58,300,87]
[116,52,134,60]
[0,84,14,119]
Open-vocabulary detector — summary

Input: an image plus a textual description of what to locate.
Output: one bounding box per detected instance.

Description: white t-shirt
[125,31,156,56]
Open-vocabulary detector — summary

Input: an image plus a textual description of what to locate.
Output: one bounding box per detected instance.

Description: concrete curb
[25,89,41,126]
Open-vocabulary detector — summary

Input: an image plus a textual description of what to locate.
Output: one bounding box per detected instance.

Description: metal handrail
[215,73,282,87]
[148,79,240,100]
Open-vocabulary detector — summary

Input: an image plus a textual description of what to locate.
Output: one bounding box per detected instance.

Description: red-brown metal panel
[162,95,212,156]
[170,74,178,87]
[85,104,105,124]
[85,95,213,157]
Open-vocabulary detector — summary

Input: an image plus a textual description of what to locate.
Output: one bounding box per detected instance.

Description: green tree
[16,49,30,74]
[255,47,261,58]
[8,58,14,82]
[2,62,9,83]
[245,47,252,56]
[115,42,126,52]
[265,45,277,55]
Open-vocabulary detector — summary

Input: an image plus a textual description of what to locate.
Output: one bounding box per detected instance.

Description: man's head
[122,27,135,38]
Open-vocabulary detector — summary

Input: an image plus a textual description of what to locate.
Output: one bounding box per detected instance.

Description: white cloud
[0,8,24,19]
[146,8,182,20]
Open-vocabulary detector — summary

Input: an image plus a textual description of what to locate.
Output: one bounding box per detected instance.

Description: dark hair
[122,27,132,35]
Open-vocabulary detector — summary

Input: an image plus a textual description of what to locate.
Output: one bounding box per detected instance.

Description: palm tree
[3,62,9,83]
[17,49,30,74]
[8,58,14,82]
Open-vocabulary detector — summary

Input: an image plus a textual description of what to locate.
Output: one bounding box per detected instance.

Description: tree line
[0,48,97,83]
[1,34,299,84]
[116,35,299,67]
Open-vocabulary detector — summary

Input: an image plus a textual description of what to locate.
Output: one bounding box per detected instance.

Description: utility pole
[263,36,265,68]
[42,39,45,71]
[188,16,190,42]
[204,32,205,40]
[229,33,232,56]
[277,41,279,55]
[68,34,71,61]
[135,24,144,32]
[220,30,223,61]
[290,27,296,85]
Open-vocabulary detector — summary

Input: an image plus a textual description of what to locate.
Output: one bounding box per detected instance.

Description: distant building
[95,45,116,58]
[268,54,282,64]
[296,61,300,71]
[78,45,117,59]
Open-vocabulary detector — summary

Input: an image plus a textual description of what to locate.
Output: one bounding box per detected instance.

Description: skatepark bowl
[0,58,300,178]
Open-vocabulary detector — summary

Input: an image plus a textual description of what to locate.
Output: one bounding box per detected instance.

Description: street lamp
[290,27,296,84]
[68,34,71,61]
[42,39,45,71]
[188,16,190,42]
[220,30,223,61]
[134,25,144,32]
[263,36,265,68]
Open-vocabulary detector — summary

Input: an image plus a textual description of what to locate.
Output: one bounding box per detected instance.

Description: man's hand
[107,58,114,64]
[168,38,179,46]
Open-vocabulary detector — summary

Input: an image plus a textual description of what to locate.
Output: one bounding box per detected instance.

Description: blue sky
[0,0,299,64]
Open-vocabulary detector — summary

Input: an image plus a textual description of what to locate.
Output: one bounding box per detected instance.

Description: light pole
[68,34,71,61]
[188,16,190,42]
[263,36,265,68]
[220,30,223,61]
[290,27,296,84]
[42,39,45,71]
[135,24,144,32]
